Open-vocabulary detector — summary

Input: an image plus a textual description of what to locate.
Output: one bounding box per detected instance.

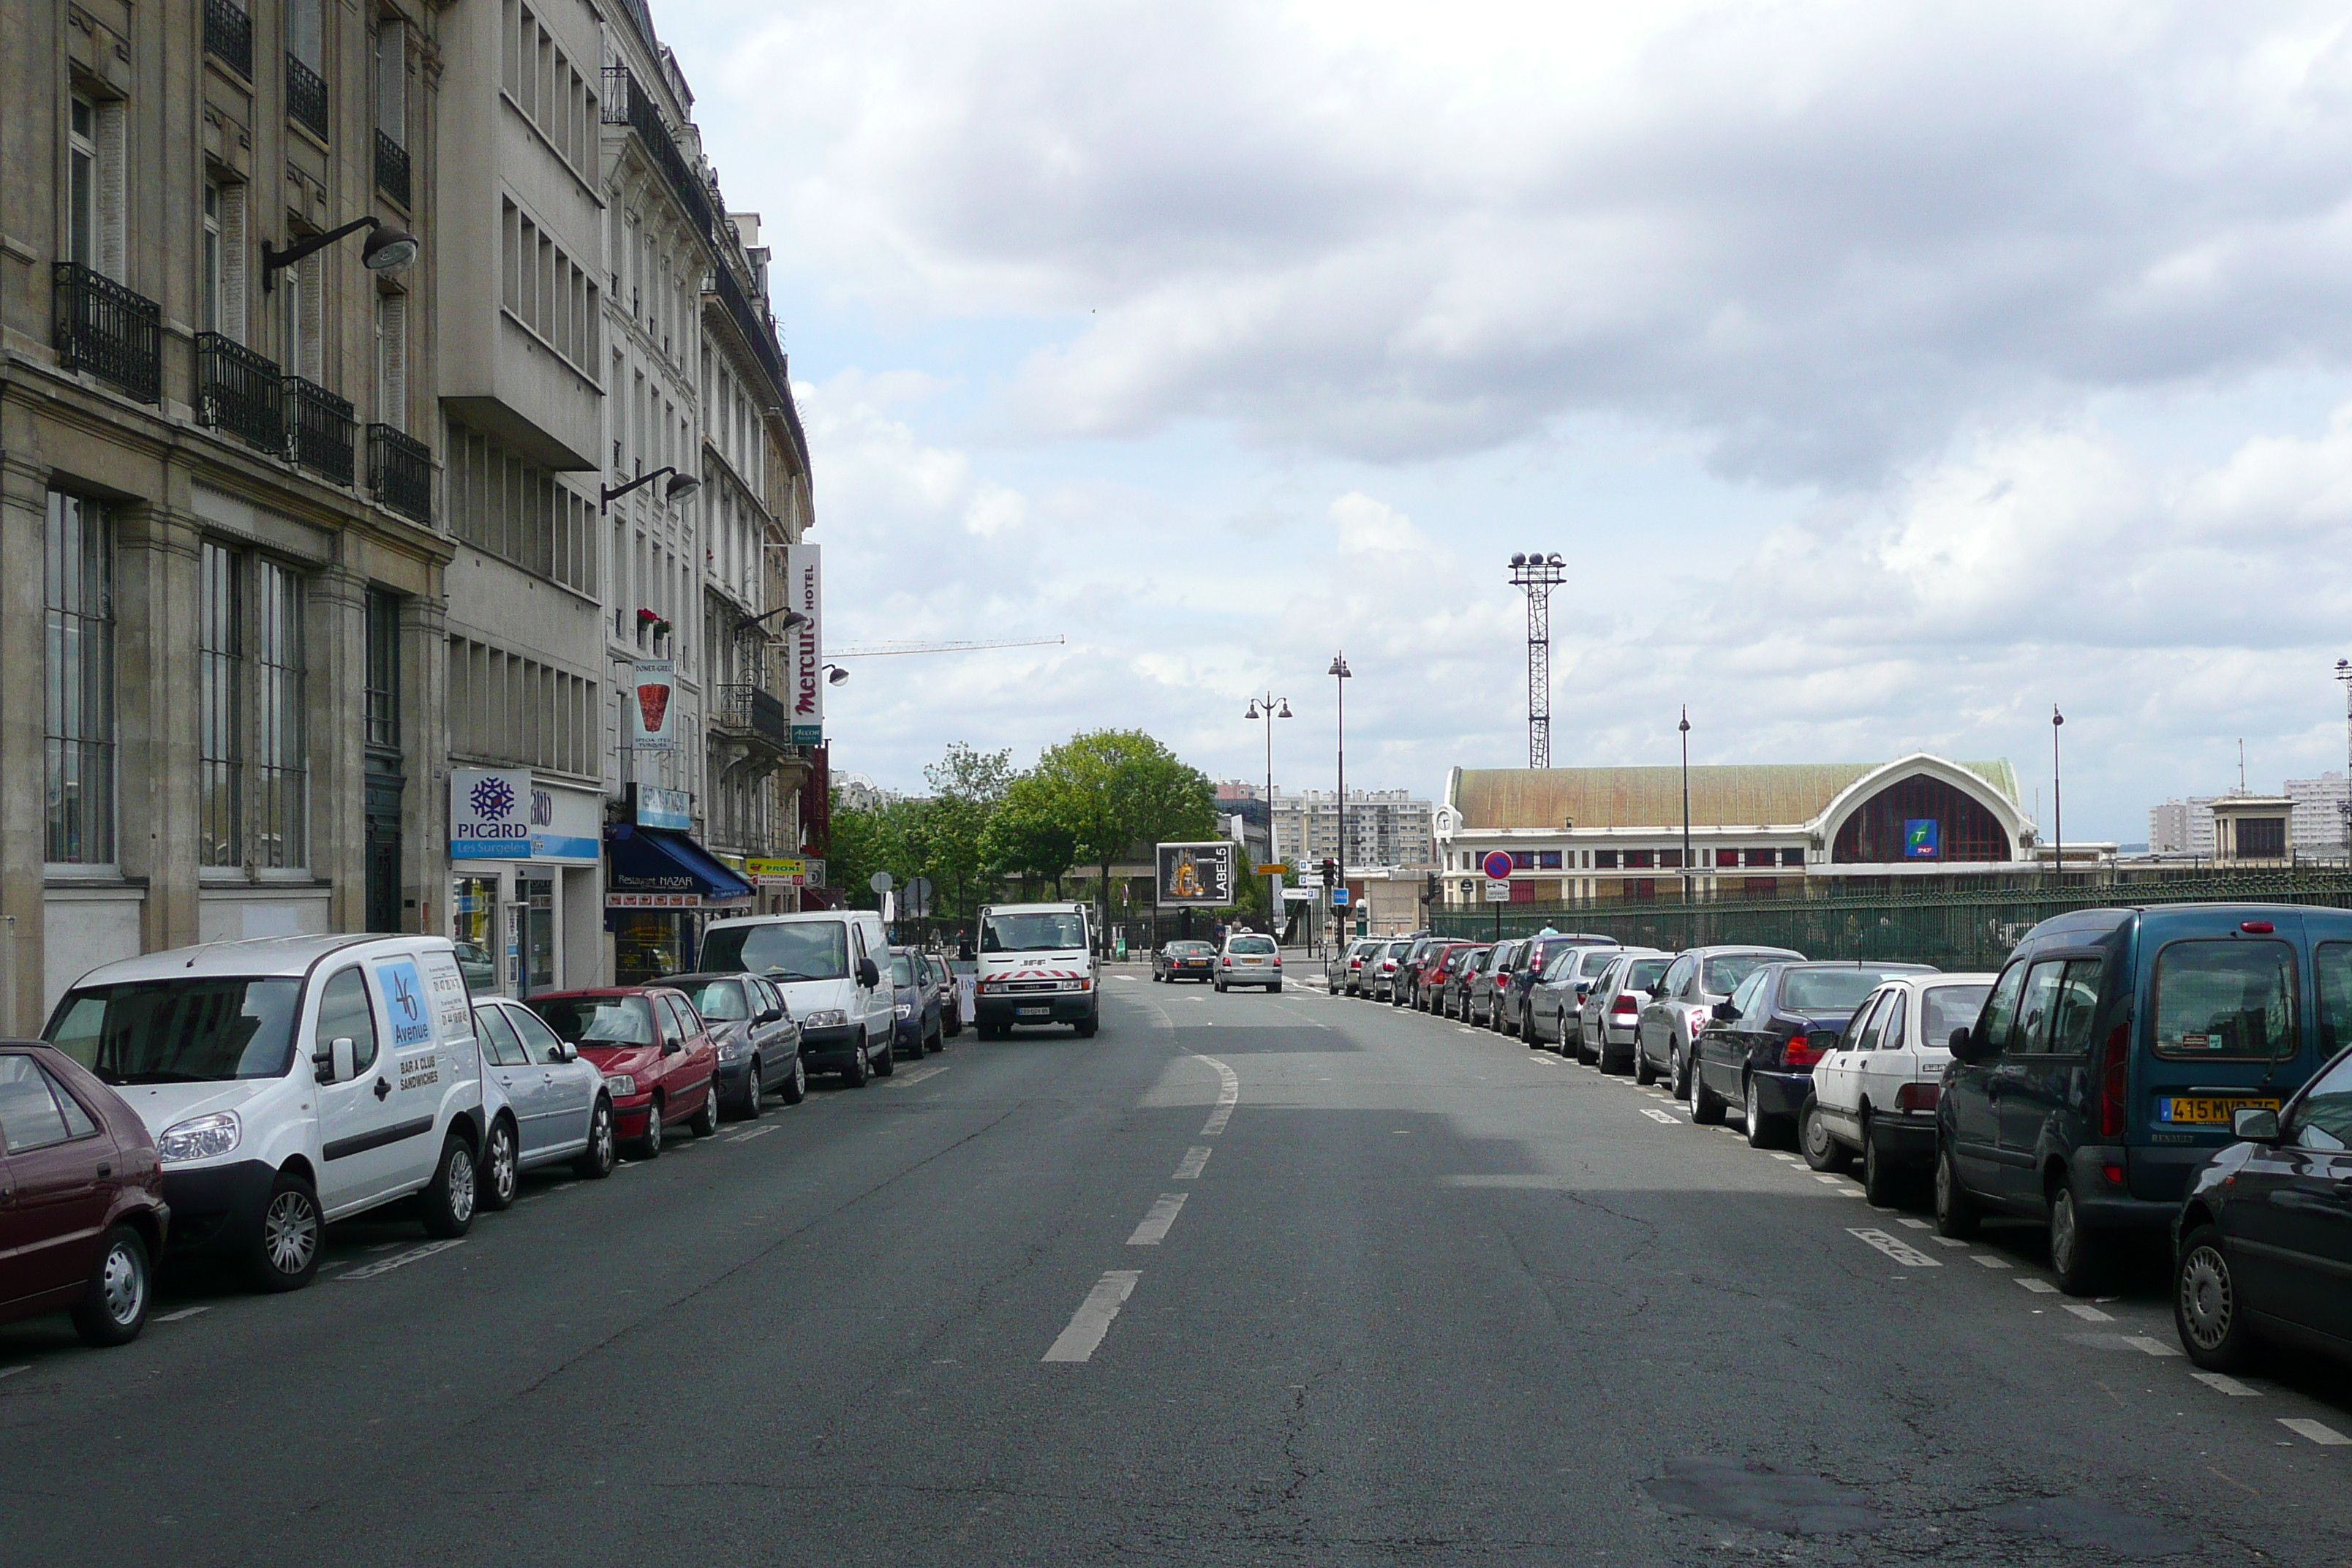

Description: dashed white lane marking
[2063,1303,2114,1322]
[1972,1254,2014,1270]
[1895,1218,1931,1231]
[2126,1335,2183,1358]
[1042,1270,1142,1363]
[0,1365,29,1382]
[2191,1372,2261,1397]
[1848,1227,1942,1268]
[725,1126,776,1143]
[156,1305,214,1322]
[1812,1174,1847,1186]
[1641,1108,1678,1124]
[1127,1193,1189,1245]
[2280,1417,2352,1445]
[1172,1146,1212,1180]
[885,1063,952,1089]
[1195,1055,1239,1137]
[1768,1153,1800,1164]
[338,1240,467,1281]
[2014,1278,2059,1294]
[1931,1237,1969,1249]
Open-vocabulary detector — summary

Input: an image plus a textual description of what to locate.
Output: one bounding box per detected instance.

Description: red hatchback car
[0,1041,170,1347]
[524,989,720,1160]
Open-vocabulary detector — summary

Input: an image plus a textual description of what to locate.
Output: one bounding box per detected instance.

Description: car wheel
[635,1097,667,1157]
[1744,1078,1783,1150]
[1270,982,1283,995]
[1859,1118,1898,1206]
[843,1044,870,1087]
[1688,1055,1725,1126]
[1667,1042,1690,1098]
[1214,979,1226,994]
[1076,1006,1101,1037]
[872,1036,897,1077]
[926,1026,943,1055]
[251,1173,323,1293]
[71,1224,152,1347]
[1801,1097,1849,1173]
[1632,1039,1656,1085]
[2175,1225,2255,1370]
[780,1054,807,1106]
[480,1117,521,1211]
[2048,1180,2107,1295]
[735,1062,764,1120]
[1934,1140,1980,1239]
[420,1132,478,1239]
[690,1079,722,1137]
[574,1098,618,1178]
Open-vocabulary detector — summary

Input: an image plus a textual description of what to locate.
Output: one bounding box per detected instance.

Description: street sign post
[1255,862,1291,877]
[1484,879,1511,902]
[1481,851,1515,881]
[1331,887,1351,907]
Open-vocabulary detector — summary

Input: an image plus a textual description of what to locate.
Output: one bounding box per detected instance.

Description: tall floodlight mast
[1507,553,1567,768]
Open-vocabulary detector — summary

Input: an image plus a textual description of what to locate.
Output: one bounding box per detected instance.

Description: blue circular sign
[1482,851,1515,881]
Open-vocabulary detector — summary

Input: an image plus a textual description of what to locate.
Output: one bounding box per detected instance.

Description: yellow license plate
[2160,1096,2279,1126]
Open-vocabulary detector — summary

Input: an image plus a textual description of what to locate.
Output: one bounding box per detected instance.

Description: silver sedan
[473,997,618,1210]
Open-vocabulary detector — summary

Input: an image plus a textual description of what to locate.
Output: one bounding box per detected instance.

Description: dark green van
[1935,903,2352,1294]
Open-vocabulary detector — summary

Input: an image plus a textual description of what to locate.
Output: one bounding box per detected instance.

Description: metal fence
[1425,869,2352,970]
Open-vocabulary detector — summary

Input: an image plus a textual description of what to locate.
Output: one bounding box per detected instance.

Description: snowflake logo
[469,777,518,821]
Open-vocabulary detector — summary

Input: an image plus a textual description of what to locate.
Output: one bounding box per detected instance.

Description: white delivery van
[698,910,896,1086]
[972,902,1100,1039]
[43,935,486,1292]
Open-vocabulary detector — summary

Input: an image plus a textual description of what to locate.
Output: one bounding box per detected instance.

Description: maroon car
[0,1041,169,1347]
[524,989,720,1160]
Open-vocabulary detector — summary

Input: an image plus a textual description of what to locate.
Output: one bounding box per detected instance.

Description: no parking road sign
[1480,851,1515,881]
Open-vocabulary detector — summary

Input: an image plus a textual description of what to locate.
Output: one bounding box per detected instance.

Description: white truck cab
[44,934,486,1292]
[973,902,1100,1039]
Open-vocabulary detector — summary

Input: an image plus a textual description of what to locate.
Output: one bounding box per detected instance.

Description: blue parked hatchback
[1936,903,2352,1294]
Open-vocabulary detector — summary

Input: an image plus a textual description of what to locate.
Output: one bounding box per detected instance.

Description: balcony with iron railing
[600,66,716,243]
[286,53,328,140]
[709,260,790,410]
[286,377,355,484]
[369,425,431,523]
[712,683,794,749]
[196,333,284,451]
[374,129,410,208]
[53,263,162,404]
[205,0,253,78]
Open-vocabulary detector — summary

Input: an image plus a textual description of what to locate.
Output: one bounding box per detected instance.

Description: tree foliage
[1026,730,1217,930]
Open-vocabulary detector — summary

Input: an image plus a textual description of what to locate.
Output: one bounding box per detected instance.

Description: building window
[202,181,222,331]
[374,290,407,430]
[200,176,246,340]
[45,493,115,866]
[1594,850,1619,869]
[2236,816,2287,859]
[365,590,400,754]
[1830,773,2011,863]
[68,95,99,270]
[446,636,597,776]
[1625,850,1655,870]
[200,543,307,870]
[445,422,596,593]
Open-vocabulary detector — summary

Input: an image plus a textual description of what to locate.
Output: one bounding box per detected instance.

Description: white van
[973,902,1100,1039]
[43,935,486,1292]
[698,910,895,1086]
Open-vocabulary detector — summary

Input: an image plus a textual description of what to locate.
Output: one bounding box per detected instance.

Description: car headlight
[717,1042,742,1062]
[605,1074,638,1098]
[157,1110,241,1164]
[803,1009,848,1028]
[894,1003,913,1018]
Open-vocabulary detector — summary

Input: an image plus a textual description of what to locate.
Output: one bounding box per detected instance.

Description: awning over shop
[604,823,755,908]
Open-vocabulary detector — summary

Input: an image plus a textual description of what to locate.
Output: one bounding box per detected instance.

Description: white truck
[971,902,1100,1039]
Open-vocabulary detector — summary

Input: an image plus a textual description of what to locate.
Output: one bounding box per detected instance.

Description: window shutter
[220,183,249,342]
[376,290,407,431]
[375,20,407,143]
[97,100,127,281]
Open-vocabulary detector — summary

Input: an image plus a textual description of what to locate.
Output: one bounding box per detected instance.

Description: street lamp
[601,464,701,513]
[1329,654,1352,944]
[1245,693,1292,942]
[2051,704,2065,881]
[1678,706,1692,901]
[261,215,420,290]
[2336,660,2352,859]
[824,663,850,686]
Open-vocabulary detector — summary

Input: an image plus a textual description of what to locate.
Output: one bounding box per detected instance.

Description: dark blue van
[1936,903,2352,1294]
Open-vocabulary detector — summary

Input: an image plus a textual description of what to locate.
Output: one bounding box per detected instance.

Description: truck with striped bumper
[973,902,1100,1039]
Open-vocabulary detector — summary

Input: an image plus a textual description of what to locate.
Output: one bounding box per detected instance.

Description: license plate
[1017,1006,1051,1017]
[2159,1096,2280,1126]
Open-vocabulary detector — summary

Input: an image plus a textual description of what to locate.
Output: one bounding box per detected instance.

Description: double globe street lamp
[1245,693,1292,939]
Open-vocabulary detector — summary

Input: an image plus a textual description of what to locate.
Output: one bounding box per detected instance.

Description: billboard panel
[1156,841,1236,908]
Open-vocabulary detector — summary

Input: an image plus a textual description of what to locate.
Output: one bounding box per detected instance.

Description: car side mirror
[758,1006,783,1023]
[662,1039,682,1057]
[1646,984,1665,1000]
[552,1042,578,1063]
[1948,1026,1980,1062]
[2232,1106,2281,1143]
[317,1036,355,1084]
[857,957,881,990]
[1711,1000,1737,1022]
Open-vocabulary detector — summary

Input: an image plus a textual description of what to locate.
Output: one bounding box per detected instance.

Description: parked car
[1523,944,1631,1049]
[1635,945,1806,1096]
[1434,946,1492,1020]
[525,987,726,1157]
[1157,940,1218,984]
[664,972,805,1116]
[1938,902,2352,1294]
[1578,950,1674,1069]
[1692,961,1934,1148]
[1499,933,1618,1036]
[46,934,486,1294]
[1366,940,1414,1001]
[1411,942,1477,1011]
[1328,938,1375,995]
[1392,938,1441,1008]
[2173,1039,2352,1370]
[453,941,497,994]
[1801,973,1996,1202]
[1466,941,1524,1028]
[889,948,944,1058]
[1216,932,1283,993]
[699,909,895,1079]
[924,953,964,1037]
[470,997,618,1207]
[0,1042,169,1347]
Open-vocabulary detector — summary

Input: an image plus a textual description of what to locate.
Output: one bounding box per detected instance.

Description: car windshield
[1626,957,1673,991]
[687,980,749,1022]
[1172,941,1214,955]
[1701,954,1780,996]
[1582,950,1622,978]
[1921,984,1993,1044]
[699,921,850,983]
[1229,935,1277,955]
[1781,968,1911,1012]
[45,977,302,1084]
[1386,942,1411,958]
[530,995,655,1047]
[892,954,918,986]
[985,913,1088,952]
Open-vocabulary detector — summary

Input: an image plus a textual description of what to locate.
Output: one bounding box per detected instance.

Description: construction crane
[828,636,1066,658]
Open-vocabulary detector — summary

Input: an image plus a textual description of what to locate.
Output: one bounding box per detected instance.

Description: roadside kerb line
[1172,1146,1212,1180]
[339,1239,466,1282]
[1640,1108,1677,1124]
[156,1305,213,1323]
[0,1365,29,1382]
[887,1063,952,1088]
[2281,1417,2352,1445]
[725,1126,776,1143]
[1195,1054,1239,1137]
[1042,1270,1142,1363]
[1847,1227,1942,1268]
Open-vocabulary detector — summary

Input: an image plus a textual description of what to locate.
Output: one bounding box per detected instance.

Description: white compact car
[1803,971,1998,1203]
[45,934,487,1292]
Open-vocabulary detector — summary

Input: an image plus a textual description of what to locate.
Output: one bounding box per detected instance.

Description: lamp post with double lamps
[1244,693,1292,943]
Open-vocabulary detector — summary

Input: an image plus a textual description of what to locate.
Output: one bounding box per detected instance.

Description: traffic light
[1322,858,1338,889]
[1425,872,1441,905]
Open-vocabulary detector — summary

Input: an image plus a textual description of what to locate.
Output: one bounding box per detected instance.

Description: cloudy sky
[663,0,2352,842]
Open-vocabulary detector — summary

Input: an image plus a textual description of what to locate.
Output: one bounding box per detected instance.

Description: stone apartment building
[1,0,451,1030]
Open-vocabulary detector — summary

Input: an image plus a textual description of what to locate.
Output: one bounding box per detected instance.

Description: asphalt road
[7,964,2352,1567]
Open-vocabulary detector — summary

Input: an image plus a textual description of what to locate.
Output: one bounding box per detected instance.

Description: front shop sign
[451,769,533,860]
[631,660,677,751]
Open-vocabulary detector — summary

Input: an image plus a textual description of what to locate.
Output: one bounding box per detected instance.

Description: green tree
[1028,730,1216,935]
[919,744,1014,919]
[980,772,1078,898]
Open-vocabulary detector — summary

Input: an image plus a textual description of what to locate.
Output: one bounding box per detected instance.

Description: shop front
[450,769,605,996]
[606,803,756,982]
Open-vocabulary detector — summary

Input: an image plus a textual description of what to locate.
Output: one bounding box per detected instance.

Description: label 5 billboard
[1156,841,1237,907]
